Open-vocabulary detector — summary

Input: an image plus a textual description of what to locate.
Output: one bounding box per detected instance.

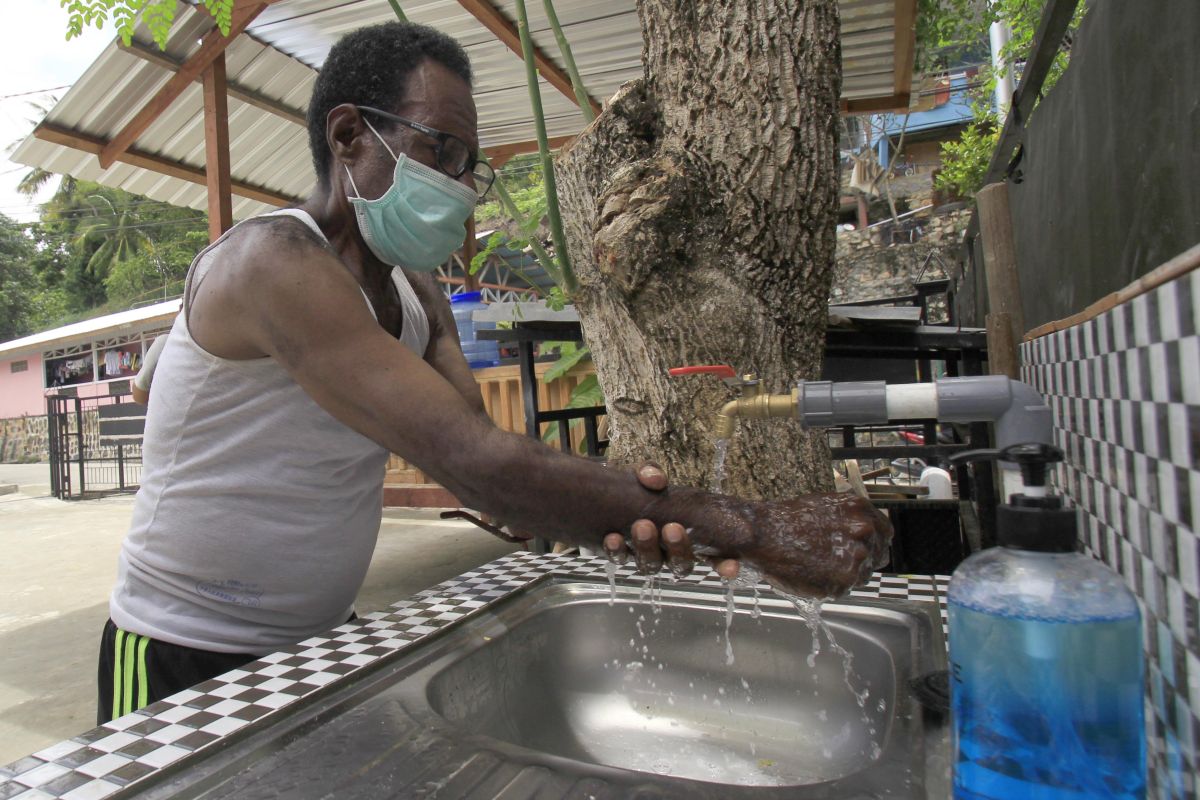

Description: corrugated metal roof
[0,299,181,358]
[12,0,916,220]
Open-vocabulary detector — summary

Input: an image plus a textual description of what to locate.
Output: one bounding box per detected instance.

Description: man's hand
[602,464,740,580]
[737,493,893,598]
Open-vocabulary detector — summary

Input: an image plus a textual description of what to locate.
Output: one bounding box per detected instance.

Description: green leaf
[59,0,239,50]
[542,343,589,384]
[470,230,506,274]
[545,285,567,312]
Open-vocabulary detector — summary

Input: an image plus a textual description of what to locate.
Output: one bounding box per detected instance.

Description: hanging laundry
[849,150,882,197]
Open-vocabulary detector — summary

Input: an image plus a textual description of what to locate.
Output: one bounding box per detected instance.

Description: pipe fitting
[796,380,889,428]
[936,376,1052,452]
[713,390,798,440]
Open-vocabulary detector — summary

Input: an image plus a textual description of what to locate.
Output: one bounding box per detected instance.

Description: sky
[0,1,111,223]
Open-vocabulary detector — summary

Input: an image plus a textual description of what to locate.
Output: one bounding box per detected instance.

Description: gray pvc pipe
[794,375,1053,456]
[796,380,888,427]
[936,375,1052,451]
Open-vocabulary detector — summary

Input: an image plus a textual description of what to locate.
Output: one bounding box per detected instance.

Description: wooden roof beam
[486,133,574,168]
[840,93,911,115]
[893,0,918,97]
[118,39,308,127]
[99,2,272,169]
[35,123,298,208]
[454,0,602,117]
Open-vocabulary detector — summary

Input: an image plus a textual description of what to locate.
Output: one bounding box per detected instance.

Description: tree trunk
[556,0,842,498]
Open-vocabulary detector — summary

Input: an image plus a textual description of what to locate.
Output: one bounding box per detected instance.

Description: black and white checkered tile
[0,552,948,799]
[1023,267,1200,800]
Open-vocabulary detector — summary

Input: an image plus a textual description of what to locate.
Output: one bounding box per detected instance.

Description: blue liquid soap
[949,549,1145,799]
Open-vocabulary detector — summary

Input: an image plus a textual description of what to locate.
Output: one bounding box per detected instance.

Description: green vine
[61,0,237,49]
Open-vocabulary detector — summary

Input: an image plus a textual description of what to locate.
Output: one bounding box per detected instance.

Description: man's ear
[327,103,367,166]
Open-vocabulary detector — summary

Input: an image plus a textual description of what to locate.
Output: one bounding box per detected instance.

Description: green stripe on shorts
[112,628,126,721]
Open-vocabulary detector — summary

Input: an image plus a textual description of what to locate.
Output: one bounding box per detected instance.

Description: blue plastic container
[449,291,499,368]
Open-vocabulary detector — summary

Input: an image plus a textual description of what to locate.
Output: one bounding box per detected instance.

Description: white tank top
[110,209,430,654]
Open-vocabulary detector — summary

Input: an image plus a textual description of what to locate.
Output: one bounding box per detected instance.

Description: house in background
[839,69,979,227]
[872,70,978,178]
[0,299,178,419]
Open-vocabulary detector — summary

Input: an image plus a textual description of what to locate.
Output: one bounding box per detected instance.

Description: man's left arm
[408,272,489,416]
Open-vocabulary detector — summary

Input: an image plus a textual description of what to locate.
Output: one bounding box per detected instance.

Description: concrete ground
[0,463,517,766]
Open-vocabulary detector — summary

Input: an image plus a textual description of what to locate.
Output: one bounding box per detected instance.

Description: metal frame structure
[477,321,606,457]
[47,392,145,500]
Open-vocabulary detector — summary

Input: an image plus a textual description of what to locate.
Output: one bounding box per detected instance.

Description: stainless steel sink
[135,576,949,799]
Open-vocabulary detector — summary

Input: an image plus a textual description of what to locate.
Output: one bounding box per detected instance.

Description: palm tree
[71,195,150,280]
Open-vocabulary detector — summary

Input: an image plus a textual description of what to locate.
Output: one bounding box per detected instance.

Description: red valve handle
[668,365,738,379]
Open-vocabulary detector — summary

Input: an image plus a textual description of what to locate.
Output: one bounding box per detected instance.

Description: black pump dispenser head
[951,443,1077,553]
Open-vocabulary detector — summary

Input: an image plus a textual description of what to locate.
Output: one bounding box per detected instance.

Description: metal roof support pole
[202,53,233,242]
[513,0,576,295]
[541,0,594,124]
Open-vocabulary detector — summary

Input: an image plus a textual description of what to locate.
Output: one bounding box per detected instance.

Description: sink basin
[137,576,949,799]
[430,586,903,786]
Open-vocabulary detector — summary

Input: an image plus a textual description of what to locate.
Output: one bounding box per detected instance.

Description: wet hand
[739,493,892,599]
[602,463,740,579]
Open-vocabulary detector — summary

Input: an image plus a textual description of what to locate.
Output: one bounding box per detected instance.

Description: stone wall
[831,207,971,313]
[0,415,48,463]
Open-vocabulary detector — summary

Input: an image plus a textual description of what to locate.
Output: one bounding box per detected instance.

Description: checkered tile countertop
[0,553,950,800]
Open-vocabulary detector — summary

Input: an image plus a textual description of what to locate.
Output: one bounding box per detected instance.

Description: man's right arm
[186,220,732,549]
[188,219,891,598]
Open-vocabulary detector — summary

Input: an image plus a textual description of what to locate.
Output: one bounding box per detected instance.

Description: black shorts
[96,619,256,725]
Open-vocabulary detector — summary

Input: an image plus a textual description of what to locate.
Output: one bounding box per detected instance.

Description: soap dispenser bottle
[947,443,1145,799]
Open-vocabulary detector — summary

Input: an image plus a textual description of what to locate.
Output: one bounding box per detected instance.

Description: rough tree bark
[556,0,842,498]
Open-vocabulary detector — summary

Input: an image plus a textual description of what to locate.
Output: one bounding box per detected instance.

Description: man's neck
[301,188,393,292]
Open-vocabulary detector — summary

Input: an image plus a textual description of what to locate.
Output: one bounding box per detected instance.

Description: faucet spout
[713,391,799,440]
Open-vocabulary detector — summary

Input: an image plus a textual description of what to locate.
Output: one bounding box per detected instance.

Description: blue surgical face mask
[344,119,477,271]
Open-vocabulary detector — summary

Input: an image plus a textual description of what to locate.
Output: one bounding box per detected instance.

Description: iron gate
[46,393,145,499]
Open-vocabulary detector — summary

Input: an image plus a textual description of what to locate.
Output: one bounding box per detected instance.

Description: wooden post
[856,194,869,229]
[463,215,480,291]
[202,53,233,242]
[976,181,1024,377]
[986,311,1020,379]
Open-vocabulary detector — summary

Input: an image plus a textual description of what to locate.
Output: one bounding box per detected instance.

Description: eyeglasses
[357,106,495,199]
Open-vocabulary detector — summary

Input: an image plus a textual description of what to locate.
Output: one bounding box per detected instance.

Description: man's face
[351,58,479,201]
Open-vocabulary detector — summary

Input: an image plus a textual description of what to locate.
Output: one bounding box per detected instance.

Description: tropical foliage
[0,177,209,341]
[61,0,235,48]
[918,0,1085,196]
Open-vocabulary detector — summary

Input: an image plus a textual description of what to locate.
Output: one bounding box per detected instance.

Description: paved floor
[0,463,517,766]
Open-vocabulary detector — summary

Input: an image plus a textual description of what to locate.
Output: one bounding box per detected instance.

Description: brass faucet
[713,372,799,440]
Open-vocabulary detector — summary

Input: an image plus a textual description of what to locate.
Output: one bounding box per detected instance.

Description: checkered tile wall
[1022,268,1200,799]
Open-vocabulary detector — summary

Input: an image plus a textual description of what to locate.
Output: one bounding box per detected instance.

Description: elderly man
[98,21,890,723]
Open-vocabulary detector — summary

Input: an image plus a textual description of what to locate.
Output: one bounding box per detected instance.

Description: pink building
[0,299,181,420]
